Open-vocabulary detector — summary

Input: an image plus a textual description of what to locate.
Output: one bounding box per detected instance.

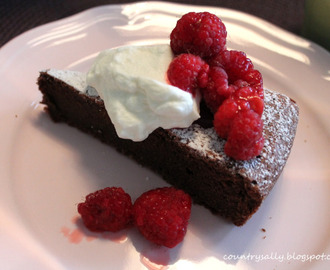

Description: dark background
[1,0,305,48]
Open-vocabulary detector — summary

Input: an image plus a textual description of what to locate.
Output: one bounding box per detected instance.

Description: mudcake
[37,69,299,226]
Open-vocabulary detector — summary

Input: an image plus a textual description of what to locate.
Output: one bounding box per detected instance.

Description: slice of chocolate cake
[37,69,299,226]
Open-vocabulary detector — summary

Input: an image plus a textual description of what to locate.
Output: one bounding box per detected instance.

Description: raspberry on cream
[86,44,200,141]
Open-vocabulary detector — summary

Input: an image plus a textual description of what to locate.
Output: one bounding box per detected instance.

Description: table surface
[1,0,305,48]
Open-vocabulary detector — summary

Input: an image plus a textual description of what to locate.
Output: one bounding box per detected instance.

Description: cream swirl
[87,44,200,141]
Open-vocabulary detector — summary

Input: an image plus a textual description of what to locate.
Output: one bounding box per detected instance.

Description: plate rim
[0,2,329,270]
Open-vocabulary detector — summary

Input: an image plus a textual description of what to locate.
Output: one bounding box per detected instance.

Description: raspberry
[246,69,264,99]
[213,97,238,138]
[233,87,264,116]
[77,187,133,232]
[211,50,253,80]
[224,110,264,160]
[202,51,264,113]
[202,66,235,113]
[170,12,227,59]
[132,187,192,248]
[210,50,264,99]
[167,53,209,95]
[213,86,263,139]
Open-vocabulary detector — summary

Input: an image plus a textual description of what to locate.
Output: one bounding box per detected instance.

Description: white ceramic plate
[0,2,329,270]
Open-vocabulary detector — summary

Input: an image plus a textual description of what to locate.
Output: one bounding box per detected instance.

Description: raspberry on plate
[167,53,209,95]
[170,12,227,59]
[77,187,133,232]
[132,187,192,248]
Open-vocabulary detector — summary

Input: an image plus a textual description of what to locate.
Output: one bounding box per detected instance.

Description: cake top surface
[46,69,88,91]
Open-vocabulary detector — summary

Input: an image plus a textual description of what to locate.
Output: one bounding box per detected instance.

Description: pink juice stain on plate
[61,226,85,244]
[140,255,170,270]
[61,215,170,269]
[140,246,171,270]
[61,215,128,244]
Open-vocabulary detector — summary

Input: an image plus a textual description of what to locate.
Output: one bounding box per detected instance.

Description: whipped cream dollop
[87,44,200,141]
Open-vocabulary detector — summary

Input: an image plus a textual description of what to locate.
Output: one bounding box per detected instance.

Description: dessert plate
[0,2,329,269]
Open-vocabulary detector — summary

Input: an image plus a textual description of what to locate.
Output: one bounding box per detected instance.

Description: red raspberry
[233,87,264,116]
[170,12,227,59]
[202,51,264,113]
[213,97,238,139]
[224,110,264,160]
[202,66,235,113]
[213,86,263,139]
[210,50,264,99]
[211,50,253,80]
[167,53,209,95]
[132,187,192,248]
[246,69,264,99]
[77,187,133,232]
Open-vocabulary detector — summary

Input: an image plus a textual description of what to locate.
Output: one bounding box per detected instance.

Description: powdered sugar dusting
[46,69,98,96]
[171,89,299,196]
